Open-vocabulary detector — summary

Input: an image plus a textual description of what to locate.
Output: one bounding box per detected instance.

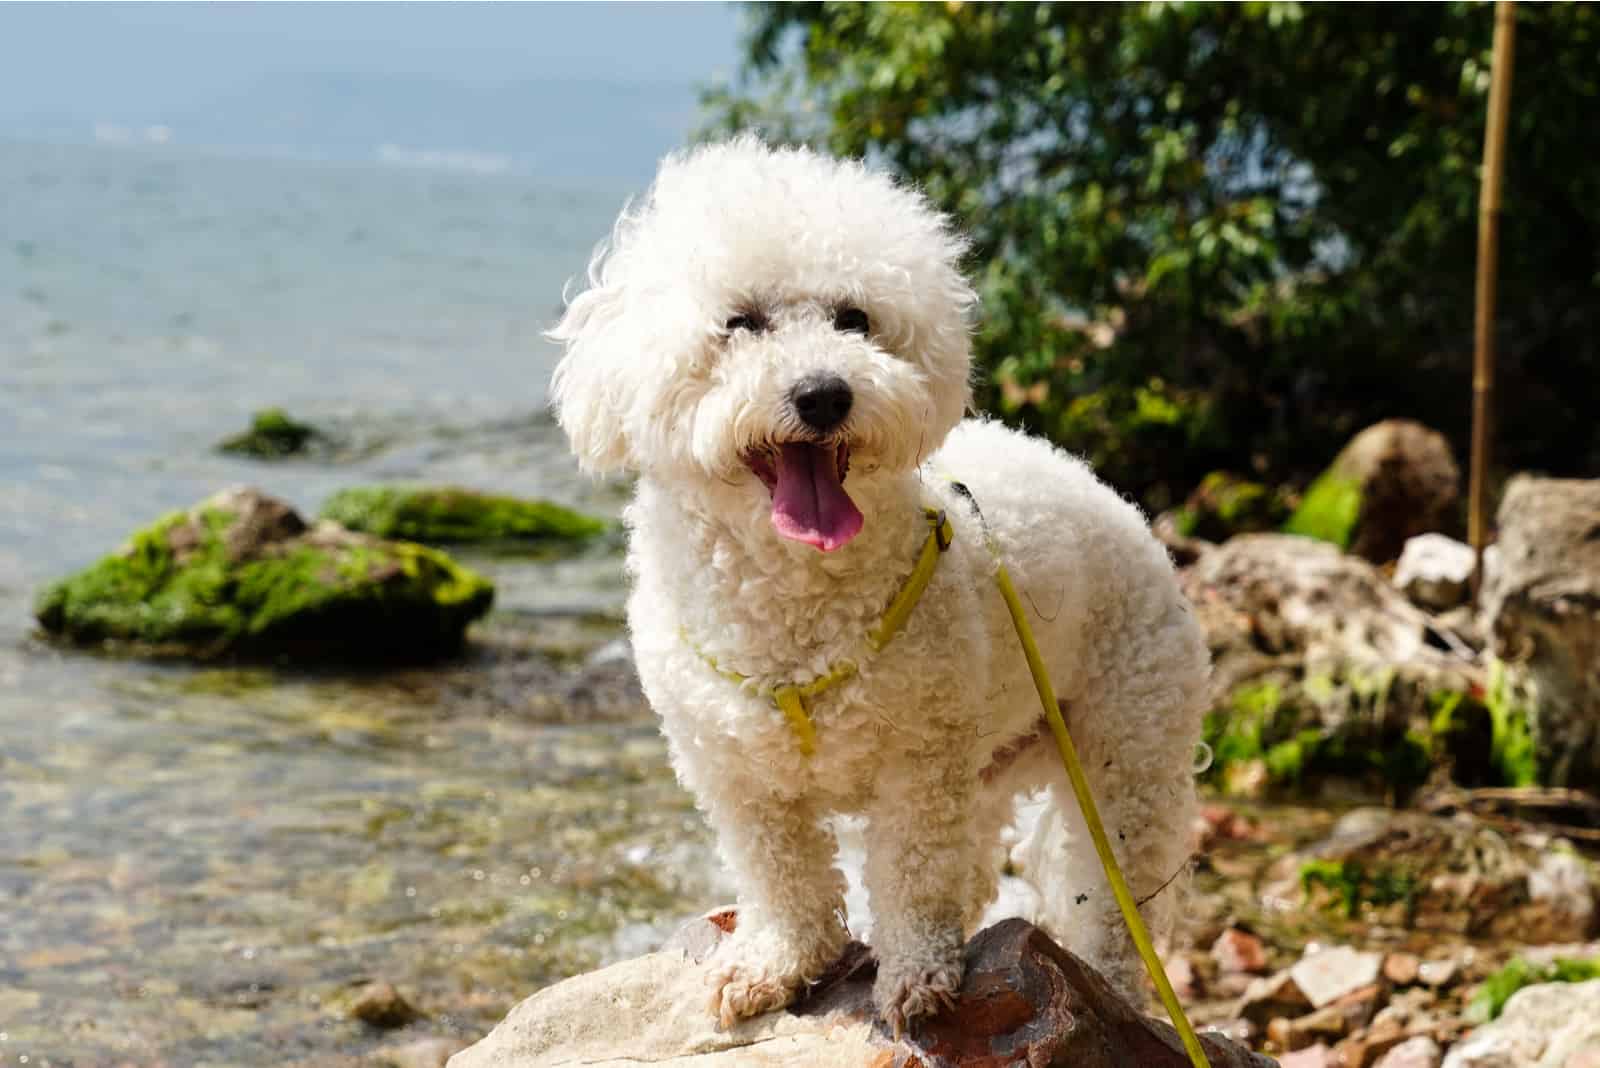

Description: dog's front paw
[874,954,964,1039]
[706,954,800,1029]
[705,925,843,1030]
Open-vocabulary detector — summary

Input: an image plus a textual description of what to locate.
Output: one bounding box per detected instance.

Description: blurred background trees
[703,2,1600,510]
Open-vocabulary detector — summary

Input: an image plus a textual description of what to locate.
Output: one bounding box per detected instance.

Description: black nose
[790,374,854,432]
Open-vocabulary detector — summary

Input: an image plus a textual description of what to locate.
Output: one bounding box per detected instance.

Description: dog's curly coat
[549,138,1209,1033]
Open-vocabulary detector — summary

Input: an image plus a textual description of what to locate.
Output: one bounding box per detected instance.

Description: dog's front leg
[701,783,848,1028]
[864,742,975,1036]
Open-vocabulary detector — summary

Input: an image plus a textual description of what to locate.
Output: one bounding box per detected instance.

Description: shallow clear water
[0,140,727,1065]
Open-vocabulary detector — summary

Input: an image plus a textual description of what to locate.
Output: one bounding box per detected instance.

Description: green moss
[320,486,610,545]
[33,496,493,660]
[1467,955,1600,1023]
[1177,472,1290,541]
[1202,681,1282,776]
[217,408,321,459]
[1487,660,1539,787]
[1203,673,1435,794]
[1283,471,1363,548]
[1300,859,1418,918]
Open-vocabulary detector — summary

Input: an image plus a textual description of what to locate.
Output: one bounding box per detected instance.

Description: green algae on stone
[1299,858,1418,919]
[1202,672,1435,797]
[1283,471,1363,549]
[1467,955,1600,1023]
[34,488,493,660]
[1173,472,1290,542]
[319,486,610,546]
[1486,660,1539,787]
[218,407,323,459]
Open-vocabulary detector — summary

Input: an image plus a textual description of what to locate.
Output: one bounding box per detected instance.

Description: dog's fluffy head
[549,137,975,551]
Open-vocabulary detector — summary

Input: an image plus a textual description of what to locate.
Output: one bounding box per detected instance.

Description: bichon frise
[549,137,1209,1034]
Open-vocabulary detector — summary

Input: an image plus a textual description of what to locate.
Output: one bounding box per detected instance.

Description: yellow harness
[682,491,1213,1068]
[685,507,954,757]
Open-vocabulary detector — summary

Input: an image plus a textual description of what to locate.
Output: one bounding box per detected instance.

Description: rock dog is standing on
[549,138,1209,1033]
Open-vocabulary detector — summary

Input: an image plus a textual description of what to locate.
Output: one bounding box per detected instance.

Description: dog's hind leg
[1017,629,1207,998]
[700,780,850,1028]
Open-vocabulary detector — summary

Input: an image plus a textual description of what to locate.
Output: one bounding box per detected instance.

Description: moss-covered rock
[217,408,324,459]
[1185,534,1490,797]
[1283,419,1460,562]
[34,488,494,660]
[1267,808,1600,941]
[1170,472,1290,543]
[319,486,609,546]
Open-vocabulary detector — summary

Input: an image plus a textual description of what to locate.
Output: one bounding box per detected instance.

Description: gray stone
[1482,475,1600,786]
[1442,978,1600,1067]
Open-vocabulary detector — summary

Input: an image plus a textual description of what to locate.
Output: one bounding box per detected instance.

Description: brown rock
[1287,418,1461,563]
[350,981,421,1029]
[1287,1004,1353,1047]
[1212,928,1270,976]
[1383,954,1421,987]
[877,921,1274,1067]
[1339,1022,1411,1068]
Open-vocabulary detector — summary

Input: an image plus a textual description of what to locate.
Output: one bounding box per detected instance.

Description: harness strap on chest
[685,507,953,757]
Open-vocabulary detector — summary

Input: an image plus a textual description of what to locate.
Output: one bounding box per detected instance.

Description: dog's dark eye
[725,312,768,335]
[834,306,870,335]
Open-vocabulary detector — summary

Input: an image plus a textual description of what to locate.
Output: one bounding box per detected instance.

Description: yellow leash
[993,562,1213,1068]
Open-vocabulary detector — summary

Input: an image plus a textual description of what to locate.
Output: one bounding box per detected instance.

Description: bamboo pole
[1470,0,1517,599]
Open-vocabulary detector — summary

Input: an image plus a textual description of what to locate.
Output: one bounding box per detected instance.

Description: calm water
[0,141,727,1065]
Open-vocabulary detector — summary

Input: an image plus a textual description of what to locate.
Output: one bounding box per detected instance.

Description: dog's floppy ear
[548,267,637,476]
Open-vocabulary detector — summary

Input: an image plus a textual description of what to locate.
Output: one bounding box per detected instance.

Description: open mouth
[745,441,863,552]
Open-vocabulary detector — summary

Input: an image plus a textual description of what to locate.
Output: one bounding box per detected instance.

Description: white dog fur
[549,137,1209,1033]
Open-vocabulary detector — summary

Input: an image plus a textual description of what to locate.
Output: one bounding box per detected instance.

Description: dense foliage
[704,3,1600,507]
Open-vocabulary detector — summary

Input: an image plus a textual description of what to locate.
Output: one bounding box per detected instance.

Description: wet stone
[349,981,421,1029]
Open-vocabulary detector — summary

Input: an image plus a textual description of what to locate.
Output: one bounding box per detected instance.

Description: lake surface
[0,140,729,1065]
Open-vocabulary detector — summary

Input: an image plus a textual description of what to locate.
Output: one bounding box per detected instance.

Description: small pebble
[1383,952,1421,986]
[1211,927,1269,975]
[1418,959,1458,988]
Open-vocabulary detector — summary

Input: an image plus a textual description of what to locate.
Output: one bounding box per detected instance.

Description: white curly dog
[549,138,1209,1034]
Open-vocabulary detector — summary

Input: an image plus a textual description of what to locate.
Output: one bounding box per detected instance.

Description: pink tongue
[770,442,863,551]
